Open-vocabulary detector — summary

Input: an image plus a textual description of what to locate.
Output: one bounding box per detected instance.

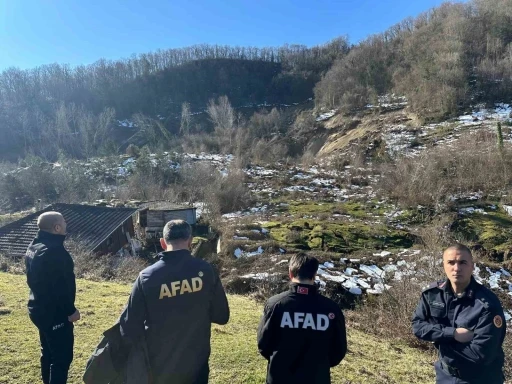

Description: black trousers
[33,318,74,384]
[434,360,504,384]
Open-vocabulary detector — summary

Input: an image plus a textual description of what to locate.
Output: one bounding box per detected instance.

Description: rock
[349,287,362,295]
[367,283,392,294]
[383,265,398,273]
[325,275,346,283]
[360,265,385,278]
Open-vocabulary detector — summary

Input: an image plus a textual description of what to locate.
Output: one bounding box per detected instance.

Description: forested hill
[0,0,511,161]
[0,39,348,161]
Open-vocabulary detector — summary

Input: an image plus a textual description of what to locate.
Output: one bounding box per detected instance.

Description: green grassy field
[0,272,435,384]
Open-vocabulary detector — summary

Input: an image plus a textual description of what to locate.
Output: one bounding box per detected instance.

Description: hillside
[1,1,512,380]
[0,273,436,384]
[0,0,511,162]
[0,39,346,161]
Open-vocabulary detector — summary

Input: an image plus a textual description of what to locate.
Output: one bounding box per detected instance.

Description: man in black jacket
[412,244,506,384]
[120,219,230,384]
[25,211,80,384]
[257,253,347,384]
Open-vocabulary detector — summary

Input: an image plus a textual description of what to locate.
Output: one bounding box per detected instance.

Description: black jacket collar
[36,230,66,246]
[440,276,479,300]
[159,249,192,261]
[290,282,318,296]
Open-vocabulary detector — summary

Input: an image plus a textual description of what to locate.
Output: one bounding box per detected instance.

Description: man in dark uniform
[120,219,230,384]
[25,211,80,384]
[257,253,347,384]
[412,244,506,384]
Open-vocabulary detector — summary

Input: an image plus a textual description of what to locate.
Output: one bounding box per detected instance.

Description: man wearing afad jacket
[257,253,347,384]
[120,219,230,384]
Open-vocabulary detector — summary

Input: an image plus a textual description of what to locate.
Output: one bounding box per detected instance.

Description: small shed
[0,203,138,258]
[136,203,197,240]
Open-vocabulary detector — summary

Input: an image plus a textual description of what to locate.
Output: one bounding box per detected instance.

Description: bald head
[37,212,67,235]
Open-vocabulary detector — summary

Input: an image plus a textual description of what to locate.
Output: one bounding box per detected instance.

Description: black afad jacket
[257,283,347,384]
[119,249,230,384]
[25,230,77,329]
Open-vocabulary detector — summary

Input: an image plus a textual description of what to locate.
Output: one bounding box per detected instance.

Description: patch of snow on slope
[316,110,337,122]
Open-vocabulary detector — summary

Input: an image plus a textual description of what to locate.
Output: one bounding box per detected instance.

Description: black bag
[83,323,128,384]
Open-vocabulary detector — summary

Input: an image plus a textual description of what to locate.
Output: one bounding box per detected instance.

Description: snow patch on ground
[316,110,337,122]
[234,246,264,259]
[459,207,487,215]
[458,103,512,122]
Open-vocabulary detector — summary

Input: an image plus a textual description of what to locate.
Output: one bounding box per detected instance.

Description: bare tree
[132,113,172,148]
[207,96,235,144]
[180,102,191,136]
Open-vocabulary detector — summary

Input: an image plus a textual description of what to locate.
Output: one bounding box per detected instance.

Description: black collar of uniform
[290,282,317,295]
[36,230,66,245]
[159,249,192,260]
[440,276,479,300]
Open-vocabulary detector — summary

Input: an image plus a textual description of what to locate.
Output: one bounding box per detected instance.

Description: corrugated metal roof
[0,203,137,257]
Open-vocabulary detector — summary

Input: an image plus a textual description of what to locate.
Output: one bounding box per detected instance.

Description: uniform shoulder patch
[494,315,503,328]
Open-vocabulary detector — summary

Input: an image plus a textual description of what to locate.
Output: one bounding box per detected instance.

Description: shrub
[0,253,25,274]
[380,132,512,209]
[504,333,512,379]
[181,133,225,154]
[125,144,140,157]
[247,108,286,139]
[251,274,288,303]
[68,241,148,283]
[176,163,252,224]
[0,160,103,211]
[353,252,443,349]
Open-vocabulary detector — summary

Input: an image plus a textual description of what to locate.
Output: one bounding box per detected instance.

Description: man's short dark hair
[163,220,192,243]
[444,243,472,259]
[289,253,319,280]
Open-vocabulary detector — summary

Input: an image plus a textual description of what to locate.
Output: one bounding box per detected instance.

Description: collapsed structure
[0,202,200,258]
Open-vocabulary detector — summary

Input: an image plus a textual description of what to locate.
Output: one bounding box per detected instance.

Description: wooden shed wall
[146,209,196,227]
[94,216,135,255]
